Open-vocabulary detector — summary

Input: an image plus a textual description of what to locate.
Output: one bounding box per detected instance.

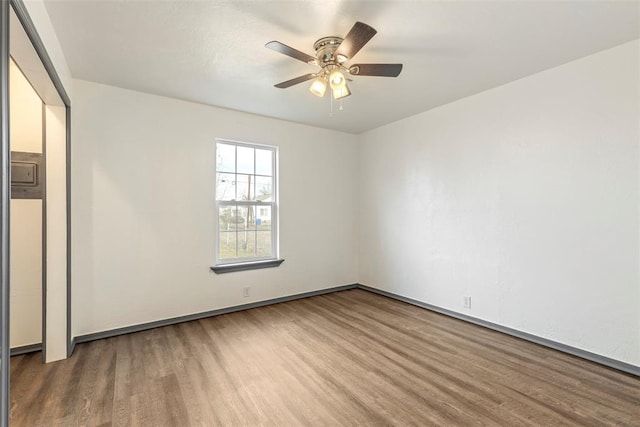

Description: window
[213,139,281,271]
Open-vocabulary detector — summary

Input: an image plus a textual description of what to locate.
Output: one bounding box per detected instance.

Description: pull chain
[330,89,334,117]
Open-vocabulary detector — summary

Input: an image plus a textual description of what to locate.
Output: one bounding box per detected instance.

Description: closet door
[0,0,11,425]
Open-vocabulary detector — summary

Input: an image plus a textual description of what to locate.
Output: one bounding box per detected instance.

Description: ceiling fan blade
[349,64,403,77]
[266,41,317,64]
[274,73,317,89]
[335,22,377,60]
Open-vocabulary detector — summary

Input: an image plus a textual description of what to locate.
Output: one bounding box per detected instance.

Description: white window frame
[214,139,278,266]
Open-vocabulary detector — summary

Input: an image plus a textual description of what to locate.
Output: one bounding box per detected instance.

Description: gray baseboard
[69,282,638,377]
[74,284,358,345]
[357,284,640,377]
[10,343,42,356]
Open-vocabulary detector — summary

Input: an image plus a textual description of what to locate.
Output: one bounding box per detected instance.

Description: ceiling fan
[266,21,402,100]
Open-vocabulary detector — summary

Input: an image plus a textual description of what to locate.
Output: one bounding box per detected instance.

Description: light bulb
[309,77,327,97]
[329,69,345,89]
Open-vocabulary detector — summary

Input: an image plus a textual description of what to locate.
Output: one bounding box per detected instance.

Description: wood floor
[10,289,640,426]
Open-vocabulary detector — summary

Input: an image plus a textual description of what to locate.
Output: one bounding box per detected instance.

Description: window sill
[211,259,285,274]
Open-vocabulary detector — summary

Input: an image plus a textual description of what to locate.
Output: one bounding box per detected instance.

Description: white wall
[71,80,358,336]
[9,59,43,348]
[358,40,640,366]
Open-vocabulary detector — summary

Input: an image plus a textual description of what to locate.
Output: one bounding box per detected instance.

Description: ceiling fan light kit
[266,21,403,110]
[309,76,327,97]
[329,68,345,89]
[333,83,351,100]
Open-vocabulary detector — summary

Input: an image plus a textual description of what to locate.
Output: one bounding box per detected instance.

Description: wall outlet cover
[463,296,471,309]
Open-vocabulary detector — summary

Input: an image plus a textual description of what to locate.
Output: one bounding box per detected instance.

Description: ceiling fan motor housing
[313,37,344,67]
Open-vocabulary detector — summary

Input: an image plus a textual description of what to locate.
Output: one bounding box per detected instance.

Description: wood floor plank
[10,289,640,426]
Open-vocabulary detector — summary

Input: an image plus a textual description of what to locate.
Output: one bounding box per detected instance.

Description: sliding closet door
[10,0,71,364]
[0,0,11,425]
[0,0,71,421]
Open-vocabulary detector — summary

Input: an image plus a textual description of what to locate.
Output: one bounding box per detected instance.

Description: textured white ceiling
[43,0,639,134]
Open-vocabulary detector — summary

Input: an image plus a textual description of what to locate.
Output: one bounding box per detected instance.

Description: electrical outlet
[463,296,471,309]
[243,287,251,298]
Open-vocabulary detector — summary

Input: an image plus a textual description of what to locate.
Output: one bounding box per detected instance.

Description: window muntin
[215,140,277,265]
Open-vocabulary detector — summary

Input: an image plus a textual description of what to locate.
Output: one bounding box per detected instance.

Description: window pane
[256,149,272,176]
[256,231,272,257]
[216,143,235,173]
[238,230,256,258]
[256,206,271,230]
[236,206,249,230]
[216,173,236,201]
[237,146,254,174]
[245,205,257,230]
[255,176,272,201]
[219,231,237,259]
[236,174,251,201]
[220,205,245,230]
[219,206,235,231]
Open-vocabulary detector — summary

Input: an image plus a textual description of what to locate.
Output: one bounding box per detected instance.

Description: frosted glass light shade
[309,77,327,97]
[332,83,351,99]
